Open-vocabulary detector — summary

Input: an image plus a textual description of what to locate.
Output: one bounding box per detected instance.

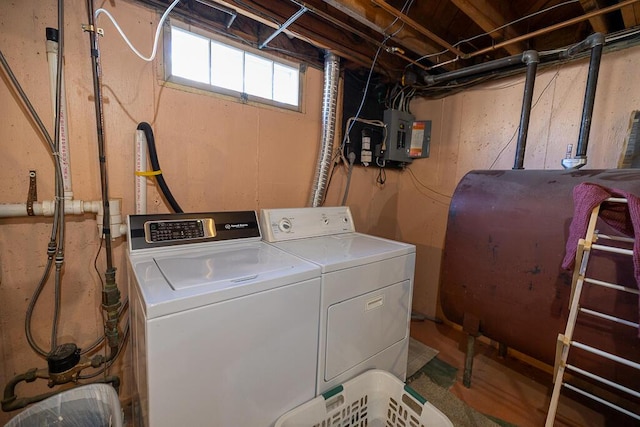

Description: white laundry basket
[275,369,453,427]
[5,383,123,427]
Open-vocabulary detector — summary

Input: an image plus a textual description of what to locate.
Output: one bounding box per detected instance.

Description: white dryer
[260,206,415,394]
[127,211,321,427]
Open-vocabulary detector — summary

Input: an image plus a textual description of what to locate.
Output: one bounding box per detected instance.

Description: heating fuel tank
[440,169,640,391]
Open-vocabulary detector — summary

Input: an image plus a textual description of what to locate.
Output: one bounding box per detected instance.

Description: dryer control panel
[260,207,355,242]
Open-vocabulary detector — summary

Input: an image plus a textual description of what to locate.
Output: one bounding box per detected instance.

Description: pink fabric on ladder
[562,182,640,336]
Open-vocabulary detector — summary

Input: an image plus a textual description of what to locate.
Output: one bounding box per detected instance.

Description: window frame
[163,20,303,112]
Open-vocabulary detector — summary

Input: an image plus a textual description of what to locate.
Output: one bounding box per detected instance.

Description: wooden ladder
[545,198,640,426]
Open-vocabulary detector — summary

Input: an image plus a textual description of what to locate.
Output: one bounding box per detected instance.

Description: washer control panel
[128,211,261,251]
[260,207,355,242]
[144,218,215,243]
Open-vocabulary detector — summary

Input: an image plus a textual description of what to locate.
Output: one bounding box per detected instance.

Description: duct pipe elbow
[521,50,539,65]
[423,75,436,87]
[563,33,604,59]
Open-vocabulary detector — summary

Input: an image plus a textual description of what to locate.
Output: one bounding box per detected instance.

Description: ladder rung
[583,277,639,295]
[547,196,635,427]
[566,364,640,399]
[579,307,640,328]
[563,383,640,420]
[604,197,628,203]
[591,243,633,256]
[571,341,640,370]
[596,233,635,243]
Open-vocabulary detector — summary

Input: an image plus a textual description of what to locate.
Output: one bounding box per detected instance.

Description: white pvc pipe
[0,200,101,218]
[46,36,73,199]
[135,130,147,215]
[96,198,128,239]
[0,199,127,238]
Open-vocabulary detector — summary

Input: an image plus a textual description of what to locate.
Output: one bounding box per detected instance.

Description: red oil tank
[440,169,640,393]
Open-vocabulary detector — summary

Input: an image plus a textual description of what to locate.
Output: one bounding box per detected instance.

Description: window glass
[244,53,273,99]
[170,27,210,84]
[273,63,299,105]
[211,41,244,93]
[168,24,300,109]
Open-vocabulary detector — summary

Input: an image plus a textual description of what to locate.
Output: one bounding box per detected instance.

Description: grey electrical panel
[381,109,414,163]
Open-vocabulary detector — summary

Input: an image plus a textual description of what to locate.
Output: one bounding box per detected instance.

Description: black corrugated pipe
[136,122,183,213]
[513,50,539,170]
[561,33,604,169]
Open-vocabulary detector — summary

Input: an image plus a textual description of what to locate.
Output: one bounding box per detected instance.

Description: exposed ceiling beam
[465,0,640,59]
[199,0,392,70]
[323,0,460,59]
[524,0,556,16]
[449,0,523,56]
[579,0,610,33]
[620,2,640,27]
[368,0,465,57]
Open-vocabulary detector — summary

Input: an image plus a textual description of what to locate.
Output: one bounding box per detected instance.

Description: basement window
[166,24,301,110]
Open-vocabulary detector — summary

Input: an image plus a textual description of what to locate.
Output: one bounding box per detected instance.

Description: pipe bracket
[26,170,37,216]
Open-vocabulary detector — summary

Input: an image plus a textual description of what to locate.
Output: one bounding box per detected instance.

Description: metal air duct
[309,51,340,207]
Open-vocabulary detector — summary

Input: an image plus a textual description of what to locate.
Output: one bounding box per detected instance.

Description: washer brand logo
[225,223,249,230]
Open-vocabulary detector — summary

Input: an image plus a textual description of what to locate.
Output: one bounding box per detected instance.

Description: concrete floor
[409,319,636,427]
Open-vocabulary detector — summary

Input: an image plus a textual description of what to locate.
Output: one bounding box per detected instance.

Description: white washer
[260,206,415,394]
[127,211,321,427]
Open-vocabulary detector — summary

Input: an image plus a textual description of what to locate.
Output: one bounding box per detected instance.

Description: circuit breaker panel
[375,110,431,164]
[341,72,431,168]
[381,109,414,162]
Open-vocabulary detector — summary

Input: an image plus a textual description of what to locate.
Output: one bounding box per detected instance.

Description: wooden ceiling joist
[449,0,524,55]
[620,2,640,27]
[579,0,610,33]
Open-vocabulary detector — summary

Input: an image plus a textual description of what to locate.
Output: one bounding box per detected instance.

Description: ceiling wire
[488,68,560,169]
[413,0,581,65]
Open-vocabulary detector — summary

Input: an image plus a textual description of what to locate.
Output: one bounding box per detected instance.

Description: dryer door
[324,280,411,381]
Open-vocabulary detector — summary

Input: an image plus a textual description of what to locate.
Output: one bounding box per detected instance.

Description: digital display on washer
[144,218,216,243]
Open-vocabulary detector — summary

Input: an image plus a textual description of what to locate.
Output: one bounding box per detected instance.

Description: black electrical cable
[137,122,183,213]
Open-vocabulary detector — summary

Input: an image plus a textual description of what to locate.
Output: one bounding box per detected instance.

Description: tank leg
[463,334,475,388]
[462,313,480,388]
[498,342,508,358]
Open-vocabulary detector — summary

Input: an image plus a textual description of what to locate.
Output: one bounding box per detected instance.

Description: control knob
[278,218,292,232]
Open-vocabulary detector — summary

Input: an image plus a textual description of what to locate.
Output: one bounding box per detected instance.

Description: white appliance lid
[129,241,320,318]
[271,232,415,273]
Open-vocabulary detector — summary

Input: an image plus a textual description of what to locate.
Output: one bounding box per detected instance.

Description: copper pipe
[370,0,465,57]
[390,49,430,71]
[464,0,640,59]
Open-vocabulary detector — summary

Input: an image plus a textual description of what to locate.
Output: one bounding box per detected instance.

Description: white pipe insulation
[46,29,73,200]
[135,129,147,215]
